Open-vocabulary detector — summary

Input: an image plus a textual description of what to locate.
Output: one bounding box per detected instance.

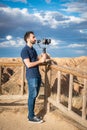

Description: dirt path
[0,98,84,130]
[0,109,81,130]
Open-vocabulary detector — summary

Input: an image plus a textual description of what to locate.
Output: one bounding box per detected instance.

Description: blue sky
[0,0,87,58]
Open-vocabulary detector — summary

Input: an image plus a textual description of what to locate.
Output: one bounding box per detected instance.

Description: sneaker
[29,116,43,123]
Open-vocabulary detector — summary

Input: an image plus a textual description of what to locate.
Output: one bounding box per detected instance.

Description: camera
[37,38,51,53]
[37,39,51,45]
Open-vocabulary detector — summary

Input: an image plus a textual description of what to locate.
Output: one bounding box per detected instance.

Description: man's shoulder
[22,45,28,49]
[21,45,30,59]
[21,46,28,55]
[21,45,29,52]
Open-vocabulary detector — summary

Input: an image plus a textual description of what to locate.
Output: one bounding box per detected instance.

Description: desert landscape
[0,56,87,130]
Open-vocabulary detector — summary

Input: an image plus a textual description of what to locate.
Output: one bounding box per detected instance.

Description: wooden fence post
[68,74,73,111]
[21,65,25,95]
[44,65,48,110]
[57,71,61,103]
[0,66,2,94]
[82,78,87,120]
[49,69,52,89]
[47,68,52,113]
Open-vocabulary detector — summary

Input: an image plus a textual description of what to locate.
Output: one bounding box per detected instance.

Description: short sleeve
[21,48,30,60]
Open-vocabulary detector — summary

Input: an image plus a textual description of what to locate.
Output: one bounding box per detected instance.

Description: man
[21,31,46,123]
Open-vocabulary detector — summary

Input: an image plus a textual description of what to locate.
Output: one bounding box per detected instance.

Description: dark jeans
[27,77,41,119]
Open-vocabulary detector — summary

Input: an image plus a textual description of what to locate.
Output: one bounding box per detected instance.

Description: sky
[0,0,87,58]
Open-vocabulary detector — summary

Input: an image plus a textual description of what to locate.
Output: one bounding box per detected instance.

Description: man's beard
[31,40,36,45]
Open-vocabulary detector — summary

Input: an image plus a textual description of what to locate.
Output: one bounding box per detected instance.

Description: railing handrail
[47,64,87,129]
[0,61,23,66]
[50,65,87,79]
[1,61,86,79]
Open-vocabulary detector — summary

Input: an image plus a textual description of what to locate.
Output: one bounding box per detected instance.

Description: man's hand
[39,57,46,63]
[41,53,47,61]
[39,53,47,63]
[38,53,51,64]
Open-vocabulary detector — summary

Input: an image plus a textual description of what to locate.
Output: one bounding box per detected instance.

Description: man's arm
[23,57,45,68]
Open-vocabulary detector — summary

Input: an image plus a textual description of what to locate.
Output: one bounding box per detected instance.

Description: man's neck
[27,42,33,48]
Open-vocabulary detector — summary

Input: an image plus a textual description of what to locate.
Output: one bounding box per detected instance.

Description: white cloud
[75,50,85,54]
[67,43,86,48]
[0,7,29,16]
[34,10,85,29]
[11,0,27,3]
[79,29,87,34]
[0,6,87,55]
[34,11,60,28]
[0,37,24,48]
[0,6,86,34]
[16,38,25,47]
[69,16,84,23]
[79,30,84,33]
[51,39,61,46]
[63,2,87,13]
[6,35,12,40]
[45,0,51,3]
[62,2,87,24]
[47,39,65,50]
[10,40,16,46]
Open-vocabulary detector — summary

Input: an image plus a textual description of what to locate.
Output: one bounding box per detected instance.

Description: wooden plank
[0,66,1,94]
[0,62,45,67]
[0,62,23,66]
[50,65,87,79]
[44,65,48,109]
[48,97,87,128]
[82,79,87,120]
[57,71,61,103]
[0,95,28,100]
[47,102,51,113]
[68,74,73,111]
[21,65,25,95]
[50,69,52,97]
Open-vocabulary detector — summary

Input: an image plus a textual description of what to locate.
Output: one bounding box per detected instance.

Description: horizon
[0,0,87,58]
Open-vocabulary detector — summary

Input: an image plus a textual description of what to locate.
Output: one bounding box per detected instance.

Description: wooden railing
[0,60,87,128]
[45,64,87,128]
[0,61,45,100]
[0,61,26,99]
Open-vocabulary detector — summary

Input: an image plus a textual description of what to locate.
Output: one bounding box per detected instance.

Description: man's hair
[24,31,34,43]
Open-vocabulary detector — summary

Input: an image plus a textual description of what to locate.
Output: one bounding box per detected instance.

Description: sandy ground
[0,97,82,130]
[0,92,85,130]
[0,110,81,130]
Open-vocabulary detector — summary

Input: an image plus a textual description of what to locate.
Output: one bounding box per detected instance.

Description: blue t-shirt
[21,45,41,78]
